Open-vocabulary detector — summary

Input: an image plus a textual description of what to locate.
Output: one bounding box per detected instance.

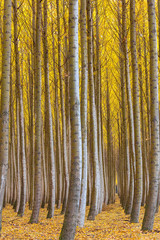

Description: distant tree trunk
[138,39,148,206]
[10,71,16,206]
[117,114,121,197]
[51,20,62,209]
[143,32,150,200]
[95,0,104,213]
[117,0,124,204]
[0,0,12,231]
[63,0,71,185]
[43,0,55,219]
[143,36,151,148]
[29,0,36,211]
[106,78,114,204]
[13,0,27,217]
[8,65,12,204]
[78,0,88,228]
[41,127,47,208]
[87,125,92,206]
[142,0,159,231]
[130,0,142,223]
[56,0,69,215]
[30,0,42,224]
[15,103,21,213]
[121,0,130,208]
[87,0,99,221]
[59,0,82,238]
[121,0,135,214]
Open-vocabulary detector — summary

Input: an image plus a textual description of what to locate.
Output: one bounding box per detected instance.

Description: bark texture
[59,0,82,238]
[0,0,12,231]
[142,0,159,231]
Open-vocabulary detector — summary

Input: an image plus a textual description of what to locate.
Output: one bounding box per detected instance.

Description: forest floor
[0,196,160,239]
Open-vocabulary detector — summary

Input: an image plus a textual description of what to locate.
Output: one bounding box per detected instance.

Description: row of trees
[0,0,159,239]
[117,0,159,231]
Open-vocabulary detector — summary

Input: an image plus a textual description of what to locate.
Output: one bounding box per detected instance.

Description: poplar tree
[59,0,82,238]
[130,0,142,223]
[87,0,99,220]
[0,0,12,231]
[13,0,27,217]
[43,0,55,219]
[121,0,130,208]
[142,0,159,230]
[56,0,69,215]
[78,0,88,227]
[30,0,42,224]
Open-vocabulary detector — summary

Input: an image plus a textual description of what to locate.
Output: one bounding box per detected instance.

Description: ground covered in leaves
[1,196,160,239]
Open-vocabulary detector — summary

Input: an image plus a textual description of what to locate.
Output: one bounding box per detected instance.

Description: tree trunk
[78,0,88,227]
[87,0,99,221]
[13,0,27,217]
[130,0,142,223]
[56,0,69,215]
[51,19,62,209]
[95,0,104,213]
[121,0,135,214]
[30,0,42,224]
[142,0,159,230]
[59,0,82,238]
[121,0,130,208]
[43,0,55,219]
[29,0,36,211]
[0,0,12,231]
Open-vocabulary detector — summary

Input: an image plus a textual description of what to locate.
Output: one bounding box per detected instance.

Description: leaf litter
[0,196,160,239]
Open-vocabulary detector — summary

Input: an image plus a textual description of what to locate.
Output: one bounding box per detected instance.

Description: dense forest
[0,0,160,239]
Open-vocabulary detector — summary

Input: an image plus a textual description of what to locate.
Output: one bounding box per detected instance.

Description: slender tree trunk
[56,0,69,215]
[51,20,62,209]
[95,0,104,213]
[15,103,21,213]
[122,0,135,214]
[63,0,71,191]
[43,0,55,219]
[142,0,159,230]
[41,128,47,208]
[30,0,42,224]
[9,66,13,205]
[29,0,36,210]
[0,0,12,230]
[87,0,99,221]
[138,39,148,206]
[130,0,142,223]
[13,0,27,217]
[10,73,17,207]
[59,0,82,238]
[78,0,88,227]
[121,0,130,208]
[117,0,124,205]
[106,79,113,204]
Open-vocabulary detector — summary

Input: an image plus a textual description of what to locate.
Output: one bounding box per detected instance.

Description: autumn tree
[0,0,12,231]
[142,0,159,231]
[78,0,88,227]
[43,0,55,219]
[130,0,142,223]
[59,0,82,238]
[30,0,42,224]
